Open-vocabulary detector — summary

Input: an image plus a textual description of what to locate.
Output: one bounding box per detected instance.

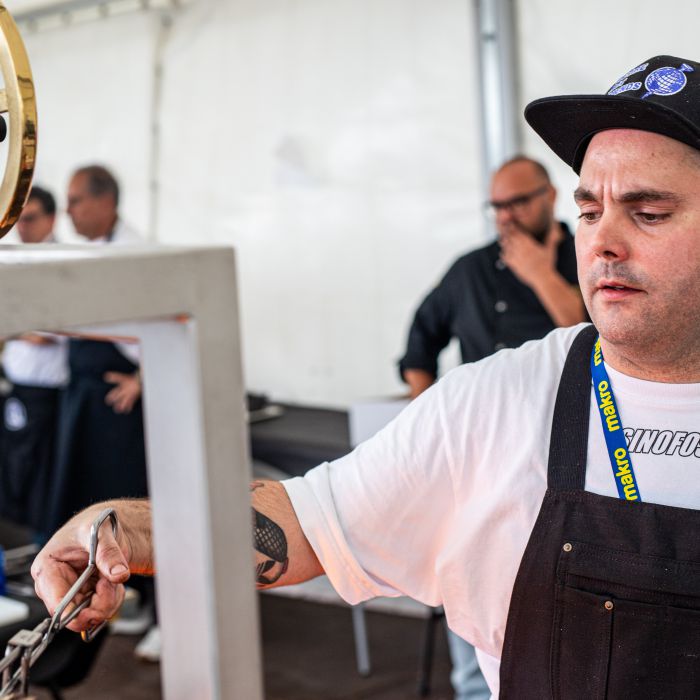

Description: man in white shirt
[0,187,67,536]
[32,56,700,698]
[48,166,147,532]
[66,165,142,246]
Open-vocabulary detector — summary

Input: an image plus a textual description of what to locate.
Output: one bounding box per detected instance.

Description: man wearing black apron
[32,55,700,699]
[47,165,148,532]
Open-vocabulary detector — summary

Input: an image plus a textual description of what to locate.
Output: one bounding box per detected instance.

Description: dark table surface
[249,403,351,478]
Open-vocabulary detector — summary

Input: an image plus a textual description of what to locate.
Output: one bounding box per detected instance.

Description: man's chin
[592,314,656,350]
[531,227,549,244]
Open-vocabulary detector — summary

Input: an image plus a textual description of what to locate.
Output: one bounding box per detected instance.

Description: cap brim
[525,95,700,173]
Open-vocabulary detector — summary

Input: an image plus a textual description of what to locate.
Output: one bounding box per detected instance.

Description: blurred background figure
[66,165,141,244]
[15,186,57,244]
[0,186,67,539]
[48,165,147,530]
[400,156,584,399]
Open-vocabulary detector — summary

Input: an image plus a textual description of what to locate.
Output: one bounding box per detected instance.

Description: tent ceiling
[7,0,182,29]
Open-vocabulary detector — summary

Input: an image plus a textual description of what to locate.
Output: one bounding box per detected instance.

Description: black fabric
[525,55,700,173]
[46,340,148,532]
[0,384,60,533]
[546,324,597,491]
[398,224,579,379]
[499,326,700,698]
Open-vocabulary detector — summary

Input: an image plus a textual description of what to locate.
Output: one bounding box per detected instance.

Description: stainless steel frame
[0,244,263,699]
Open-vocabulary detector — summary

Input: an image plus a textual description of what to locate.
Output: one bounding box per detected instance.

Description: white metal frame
[0,244,263,699]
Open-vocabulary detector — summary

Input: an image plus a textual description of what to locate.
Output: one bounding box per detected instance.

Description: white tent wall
[156,0,482,406]
[13,0,482,406]
[12,0,700,407]
[21,11,157,242]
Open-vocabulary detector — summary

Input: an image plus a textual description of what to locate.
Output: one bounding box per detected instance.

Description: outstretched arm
[32,483,322,632]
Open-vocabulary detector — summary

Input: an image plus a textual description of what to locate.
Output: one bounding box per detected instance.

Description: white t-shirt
[87,219,143,366]
[283,323,700,697]
[2,336,69,388]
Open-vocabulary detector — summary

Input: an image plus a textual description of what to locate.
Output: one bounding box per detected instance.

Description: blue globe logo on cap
[642,63,694,99]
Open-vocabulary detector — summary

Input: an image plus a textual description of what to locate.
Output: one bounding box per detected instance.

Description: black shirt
[399,223,579,378]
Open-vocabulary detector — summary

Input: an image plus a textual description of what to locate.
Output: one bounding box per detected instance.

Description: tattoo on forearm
[253,508,289,586]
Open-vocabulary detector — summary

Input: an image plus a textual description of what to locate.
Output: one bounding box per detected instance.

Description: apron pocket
[552,541,700,699]
[606,598,700,699]
[551,585,612,700]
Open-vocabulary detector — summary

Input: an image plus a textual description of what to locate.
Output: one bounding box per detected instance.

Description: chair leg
[351,603,371,676]
[417,606,444,696]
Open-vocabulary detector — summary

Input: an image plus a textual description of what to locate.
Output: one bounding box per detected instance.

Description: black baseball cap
[525,55,700,173]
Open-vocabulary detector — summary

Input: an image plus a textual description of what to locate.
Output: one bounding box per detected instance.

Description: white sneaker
[134,625,161,663]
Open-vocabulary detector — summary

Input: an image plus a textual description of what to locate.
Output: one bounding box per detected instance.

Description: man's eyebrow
[573,187,596,203]
[573,187,684,204]
[618,190,684,204]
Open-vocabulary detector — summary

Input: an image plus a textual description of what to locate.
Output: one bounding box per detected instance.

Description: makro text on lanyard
[591,337,642,502]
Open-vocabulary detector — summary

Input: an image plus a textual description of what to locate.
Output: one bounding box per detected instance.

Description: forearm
[252,480,323,589]
[32,485,320,629]
[74,484,320,587]
[403,368,435,399]
[84,485,321,587]
[530,271,586,327]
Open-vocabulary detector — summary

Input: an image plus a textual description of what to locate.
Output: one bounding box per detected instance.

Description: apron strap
[547,324,598,490]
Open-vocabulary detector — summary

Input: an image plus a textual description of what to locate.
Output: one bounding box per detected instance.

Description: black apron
[46,340,148,532]
[0,384,60,534]
[499,325,700,699]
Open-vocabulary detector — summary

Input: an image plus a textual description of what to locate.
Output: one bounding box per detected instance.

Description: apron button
[562,543,573,552]
[604,600,614,611]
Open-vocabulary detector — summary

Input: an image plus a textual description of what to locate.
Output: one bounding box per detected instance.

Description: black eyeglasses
[485,185,549,217]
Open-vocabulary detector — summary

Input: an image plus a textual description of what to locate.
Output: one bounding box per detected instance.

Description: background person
[0,186,68,538]
[399,156,586,398]
[47,166,147,531]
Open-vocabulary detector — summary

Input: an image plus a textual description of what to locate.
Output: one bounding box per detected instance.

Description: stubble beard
[510,208,551,243]
[586,263,700,375]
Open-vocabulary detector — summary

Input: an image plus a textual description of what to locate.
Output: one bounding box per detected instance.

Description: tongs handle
[47,508,120,642]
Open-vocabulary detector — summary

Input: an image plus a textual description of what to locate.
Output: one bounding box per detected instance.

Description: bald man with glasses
[399,156,586,399]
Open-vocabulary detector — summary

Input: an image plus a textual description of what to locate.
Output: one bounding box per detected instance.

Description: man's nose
[586,210,631,262]
[495,205,514,226]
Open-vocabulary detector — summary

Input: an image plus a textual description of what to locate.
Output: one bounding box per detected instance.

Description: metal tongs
[46,507,119,643]
[0,508,120,698]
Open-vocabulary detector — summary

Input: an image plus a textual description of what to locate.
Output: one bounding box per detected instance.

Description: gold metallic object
[0,4,36,238]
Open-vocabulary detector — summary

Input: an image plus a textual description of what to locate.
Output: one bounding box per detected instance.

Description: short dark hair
[27,185,56,216]
[498,155,552,184]
[73,165,120,207]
